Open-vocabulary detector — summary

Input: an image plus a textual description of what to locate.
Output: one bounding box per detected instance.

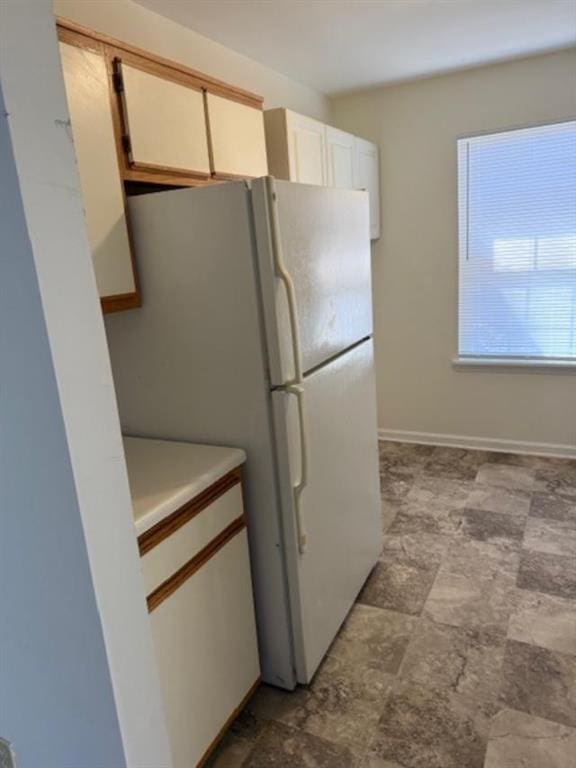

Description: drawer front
[149,528,260,768]
[140,482,243,597]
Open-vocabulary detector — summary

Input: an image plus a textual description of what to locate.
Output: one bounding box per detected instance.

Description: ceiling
[134,0,576,94]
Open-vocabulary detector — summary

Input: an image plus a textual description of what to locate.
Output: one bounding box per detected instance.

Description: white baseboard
[378,428,576,460]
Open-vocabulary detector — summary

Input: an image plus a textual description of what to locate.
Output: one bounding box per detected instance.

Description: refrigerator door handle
[265,177,303,385]
[286,383,308,554]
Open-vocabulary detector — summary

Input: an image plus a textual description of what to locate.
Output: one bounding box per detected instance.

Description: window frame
[454,118,576,373]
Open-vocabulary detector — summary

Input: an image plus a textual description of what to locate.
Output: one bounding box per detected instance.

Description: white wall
[0,2,172,765]
[53,0,330,121]
[331,50,576,455]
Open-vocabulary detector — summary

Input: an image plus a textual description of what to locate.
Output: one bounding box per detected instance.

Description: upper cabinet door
[59,40,139,310]
[326,126,355,189]
[206,92,268,178]
[286,111,327,186]
[354,137,381,240]
[118,61,211,177]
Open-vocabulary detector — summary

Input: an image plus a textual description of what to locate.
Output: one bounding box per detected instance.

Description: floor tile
[483,708,576,768]
[358,558,439,617]
[459,508,525,550]
[499,640,576,727]
[381,531,450,567]
[381,500,400,533]
[507,589,576,656]
[242,721,358,767]
[475,464,542,491]
[330,604,417,673]
[534,467,576,499]
[379,470,414,504]
[422,447,490,481]
[367,681,493,768]
[435,538,520,582]
[387,499,462,537]
[517,550,576,600]
[379,442,433,476]
[406,475,473,509]
[464,485,530,517]
[247,654,391,751]
[523,517,576,557]
[530,492,576,524]
[424,541,518,634]
[398,620,505,705]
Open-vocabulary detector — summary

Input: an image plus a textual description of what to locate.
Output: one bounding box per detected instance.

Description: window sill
[452,357,576,373]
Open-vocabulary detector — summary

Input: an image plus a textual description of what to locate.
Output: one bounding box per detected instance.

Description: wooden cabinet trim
[56,17,264,110]
[101,292,141,313]
[197,678,260,768]
[138,467,242,556]
[146,515,246,612]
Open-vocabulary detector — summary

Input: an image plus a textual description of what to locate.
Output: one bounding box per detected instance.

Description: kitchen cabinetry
[354,137,381,240]
[206,92,268,179]
[326,125,355,189]
[264,108,381,239]
[57,17,268,313]
[116,60,211,178]
[59,39,139,313]
[265,108,327,185]
[124,437,260,768]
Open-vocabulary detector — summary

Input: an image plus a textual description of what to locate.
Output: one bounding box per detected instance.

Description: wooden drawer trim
[56,17,264,110]
[138,467,242,556]
[147,515,245,612]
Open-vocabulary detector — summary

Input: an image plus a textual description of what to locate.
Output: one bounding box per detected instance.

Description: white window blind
[458,121,576,362]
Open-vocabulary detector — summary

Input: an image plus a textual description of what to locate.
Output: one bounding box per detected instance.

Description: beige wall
[54,0,330,120]
[332,50,576,454]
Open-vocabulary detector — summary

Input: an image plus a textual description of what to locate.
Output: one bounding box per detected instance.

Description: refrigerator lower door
[251,178,373,386]
[272,339,381,683]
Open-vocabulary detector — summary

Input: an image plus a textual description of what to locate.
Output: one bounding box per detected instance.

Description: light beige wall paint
[53,0,330,120]
[332,50,576,451]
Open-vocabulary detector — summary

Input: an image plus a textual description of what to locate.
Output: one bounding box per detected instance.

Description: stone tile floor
[207,442,576,768]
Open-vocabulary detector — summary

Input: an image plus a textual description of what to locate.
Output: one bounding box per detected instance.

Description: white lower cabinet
[138,474,260,768]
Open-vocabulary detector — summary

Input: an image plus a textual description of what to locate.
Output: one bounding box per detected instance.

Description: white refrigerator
[105,177,381,690]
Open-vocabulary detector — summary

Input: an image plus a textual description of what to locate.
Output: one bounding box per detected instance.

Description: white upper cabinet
[326,126,355,189]
[287,111,327,186]
[265,109,327,186]
[354,137,380,240]
[265,108,380,239]
[206,92,268,178]
[60,41,138,309]
[118,62,211,177]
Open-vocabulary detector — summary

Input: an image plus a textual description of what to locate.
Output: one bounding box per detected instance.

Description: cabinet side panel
[59,41,136,297]
[264,108,291,180]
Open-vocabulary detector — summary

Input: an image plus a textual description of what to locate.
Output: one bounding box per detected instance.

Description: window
[457,121,576,363]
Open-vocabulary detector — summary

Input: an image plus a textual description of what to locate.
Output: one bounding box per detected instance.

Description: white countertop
[123,437,246,536]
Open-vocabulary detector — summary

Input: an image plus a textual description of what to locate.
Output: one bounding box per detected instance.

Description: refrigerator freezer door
[252,178,373,386]
[272,339,381,683]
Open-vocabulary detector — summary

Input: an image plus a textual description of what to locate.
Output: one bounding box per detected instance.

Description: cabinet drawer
[140,481,243,596]
[150,528,259,768]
